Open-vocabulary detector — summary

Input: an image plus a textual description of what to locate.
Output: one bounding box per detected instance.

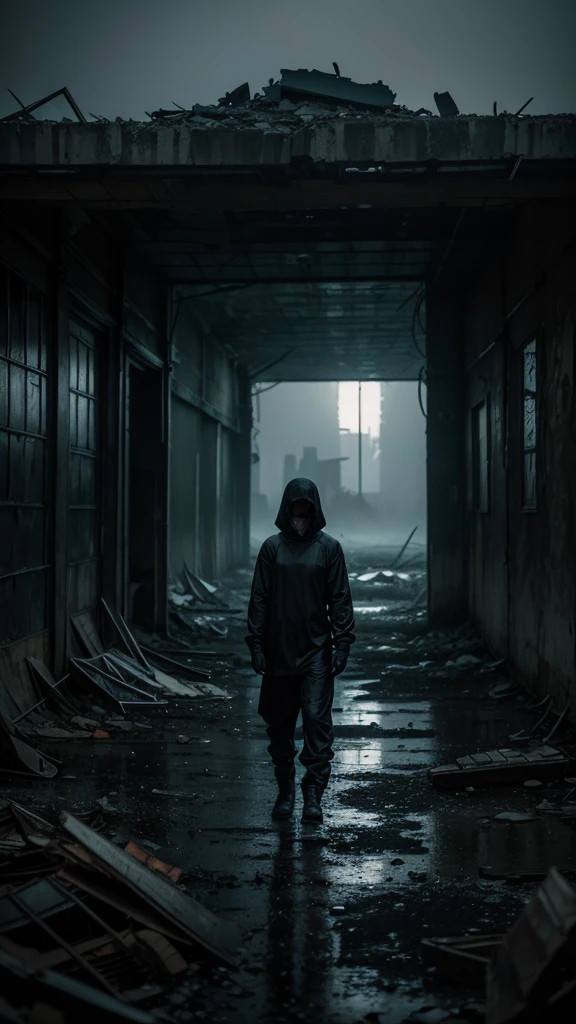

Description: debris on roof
[262,67,396,109]
[0,72,545,129]
[434,90,460,117]
[0,86,86,123]
[218,82,250,107]
[145,68,428,132]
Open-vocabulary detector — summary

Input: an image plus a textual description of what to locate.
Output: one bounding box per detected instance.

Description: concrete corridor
[5,552,574,1024]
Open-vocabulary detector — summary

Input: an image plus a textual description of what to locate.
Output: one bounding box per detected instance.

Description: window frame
[471,396,491,515]
[521,336,538,512]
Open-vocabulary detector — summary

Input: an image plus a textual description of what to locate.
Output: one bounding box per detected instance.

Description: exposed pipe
[358,381,363,498]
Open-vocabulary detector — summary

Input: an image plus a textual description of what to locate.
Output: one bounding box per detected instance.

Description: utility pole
[358,380,363,498]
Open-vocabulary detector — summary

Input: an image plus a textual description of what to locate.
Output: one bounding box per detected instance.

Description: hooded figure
[246,478,355,824]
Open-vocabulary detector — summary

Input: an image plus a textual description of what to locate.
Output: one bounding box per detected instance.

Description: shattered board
[428,745,567,789]
[487,867,576,1023]
[60,813,241,966]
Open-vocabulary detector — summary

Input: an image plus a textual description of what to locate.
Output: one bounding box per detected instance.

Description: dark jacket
[246,478,356,677]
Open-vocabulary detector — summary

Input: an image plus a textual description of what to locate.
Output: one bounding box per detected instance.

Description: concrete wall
[2,117,575,171]
[169,299,250,582]
[463,204,576,711]
[0,208,172,684]
[426,286,466,624]
[0,209,251,705]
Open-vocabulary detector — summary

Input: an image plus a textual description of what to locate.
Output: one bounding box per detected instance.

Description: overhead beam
[2,178,575,208]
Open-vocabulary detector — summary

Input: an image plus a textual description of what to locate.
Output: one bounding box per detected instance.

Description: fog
[251,380,427,549]
[1,1,574,119]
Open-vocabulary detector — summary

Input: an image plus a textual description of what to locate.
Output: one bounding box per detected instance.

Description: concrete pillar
[50,216,71,675]
[236,369,252,564]
[425,285,466,624]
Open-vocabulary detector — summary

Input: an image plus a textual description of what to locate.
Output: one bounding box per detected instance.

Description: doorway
[126,359,164,630]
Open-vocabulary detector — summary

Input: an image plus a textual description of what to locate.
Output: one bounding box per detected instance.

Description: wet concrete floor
[4,556,576,1023]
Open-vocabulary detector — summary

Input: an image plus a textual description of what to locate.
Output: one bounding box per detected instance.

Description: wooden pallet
[428,745,567,789]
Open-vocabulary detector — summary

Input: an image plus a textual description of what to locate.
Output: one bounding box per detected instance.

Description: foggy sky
[1,1,574,120]
[256,382,340,505]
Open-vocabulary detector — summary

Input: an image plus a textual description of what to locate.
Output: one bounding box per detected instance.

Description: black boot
[272,774,295,820]
[301,784,323,824]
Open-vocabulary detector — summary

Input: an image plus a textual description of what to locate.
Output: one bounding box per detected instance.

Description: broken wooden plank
[0,945,155,1023]
[70,612,104,659]
[125,841,182,883]
[60,813,241,967]
[421,933,502,987]
[429,746,567,789]
[487,867,576,1024]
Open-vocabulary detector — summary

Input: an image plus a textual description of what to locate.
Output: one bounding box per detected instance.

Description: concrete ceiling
[121,205,513,380]
[187,279,424,381]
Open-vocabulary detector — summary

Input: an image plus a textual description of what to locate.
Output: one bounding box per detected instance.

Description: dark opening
[522,338,537,510]
[127,361,163,629]
[472,398,490,514]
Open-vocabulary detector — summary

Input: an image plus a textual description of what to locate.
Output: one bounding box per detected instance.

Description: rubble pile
[0,804,241,1020]
[146,68,436,133]
[0,595,230,782]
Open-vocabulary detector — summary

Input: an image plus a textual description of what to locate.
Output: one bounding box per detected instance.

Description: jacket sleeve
[327,542,356,653]
[245,540,275,655]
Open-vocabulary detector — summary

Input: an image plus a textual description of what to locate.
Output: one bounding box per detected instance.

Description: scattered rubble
[0,801,242,1019]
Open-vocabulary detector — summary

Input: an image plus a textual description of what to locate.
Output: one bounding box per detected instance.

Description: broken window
[522,338,537,510]
[472,399,490,513]
[0,87,85,123]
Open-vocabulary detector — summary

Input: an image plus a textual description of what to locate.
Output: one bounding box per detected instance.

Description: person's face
[291,500,314,537]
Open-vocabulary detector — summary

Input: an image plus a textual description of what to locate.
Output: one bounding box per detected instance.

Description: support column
[426,284,466,624]
[50,217,70,674]
[156,290,171,634]
[101,246,123,615]
[236,369,252,565]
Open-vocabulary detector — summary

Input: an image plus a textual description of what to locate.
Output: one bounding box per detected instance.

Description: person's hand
[332,650,347,677]
[251,652,266,676]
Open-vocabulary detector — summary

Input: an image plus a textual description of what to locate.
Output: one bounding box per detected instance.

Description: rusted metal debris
[428,745,568,789]
[486,867,576,1023]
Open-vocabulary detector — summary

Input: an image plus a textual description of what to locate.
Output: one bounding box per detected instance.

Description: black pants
[258,648,334,790]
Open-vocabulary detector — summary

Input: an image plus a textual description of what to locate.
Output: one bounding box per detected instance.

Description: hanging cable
[411,298,427,360]
[417,365,427,419]
[252,381,281,397]
[415,290,427,335]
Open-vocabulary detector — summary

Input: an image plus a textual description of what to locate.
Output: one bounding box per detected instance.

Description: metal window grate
[522,338,537,510]
[0,266,49,645]
[67,320,101,616]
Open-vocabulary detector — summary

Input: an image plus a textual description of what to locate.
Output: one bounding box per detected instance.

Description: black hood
[275,478,326,538]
